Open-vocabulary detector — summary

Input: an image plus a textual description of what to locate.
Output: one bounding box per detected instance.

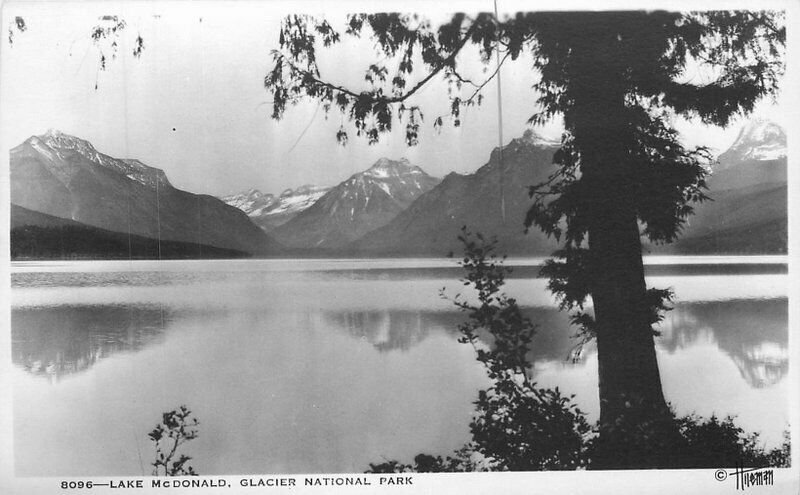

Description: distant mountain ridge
[349,130,561,256]
[221,184,330,232]
[10,130,279,256]
[270,157,441,249]
[665,119,787,255]
[717,120,786,165]
[222,188,276,216]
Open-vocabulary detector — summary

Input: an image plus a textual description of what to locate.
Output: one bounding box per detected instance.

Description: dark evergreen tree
[264,10,784,468]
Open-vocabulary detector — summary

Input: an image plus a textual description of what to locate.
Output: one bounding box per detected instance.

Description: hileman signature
[715,462,774,491]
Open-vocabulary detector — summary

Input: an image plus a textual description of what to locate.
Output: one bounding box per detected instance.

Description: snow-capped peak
[364,157,421,178]
[721,119,786,163]
[290,184,328,196]
[40,129,97,155]
[520,128,561,147]
[222,184,330,220]
[27,130,172,190]
[271,186,329,214]
[222,188,267,203]
[222,188,276,214]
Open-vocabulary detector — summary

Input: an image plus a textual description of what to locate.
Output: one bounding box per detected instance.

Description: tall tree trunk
[570,41,684,467]
[587,181,681,469]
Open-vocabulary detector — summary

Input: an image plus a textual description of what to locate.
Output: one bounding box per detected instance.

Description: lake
[9,257,789,475]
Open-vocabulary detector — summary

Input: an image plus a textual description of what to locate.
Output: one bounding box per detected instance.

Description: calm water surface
[10,258,789,475]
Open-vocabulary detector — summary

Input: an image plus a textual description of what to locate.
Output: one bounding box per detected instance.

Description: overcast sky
[0,1,790,197]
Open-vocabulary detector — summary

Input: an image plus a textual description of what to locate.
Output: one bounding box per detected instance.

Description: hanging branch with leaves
[264,13,528,145]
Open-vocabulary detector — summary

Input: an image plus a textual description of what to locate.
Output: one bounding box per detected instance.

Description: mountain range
[221,185,330,232]
[348,131,560,255]
[269,158,441,249]
[221,120,786,257]
[9,120,787,260]
[10,130,279,258]
[659,120,787,255]
[343,122,786,256]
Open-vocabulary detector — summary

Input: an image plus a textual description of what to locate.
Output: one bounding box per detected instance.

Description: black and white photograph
[0,0,797,493]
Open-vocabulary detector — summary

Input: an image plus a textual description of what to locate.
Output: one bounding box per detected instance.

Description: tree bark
[569,37,684,468]
[587,182,681,469]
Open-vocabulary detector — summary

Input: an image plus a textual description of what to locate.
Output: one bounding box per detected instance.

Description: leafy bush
[677,415,790,468]
[148,406,199,476]
[451,229,593,470]
[368,229,593,472]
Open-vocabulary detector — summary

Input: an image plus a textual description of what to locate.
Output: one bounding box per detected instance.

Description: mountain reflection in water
[658,298,788,388]
[12,304,168,380]
[12,298,787,390]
